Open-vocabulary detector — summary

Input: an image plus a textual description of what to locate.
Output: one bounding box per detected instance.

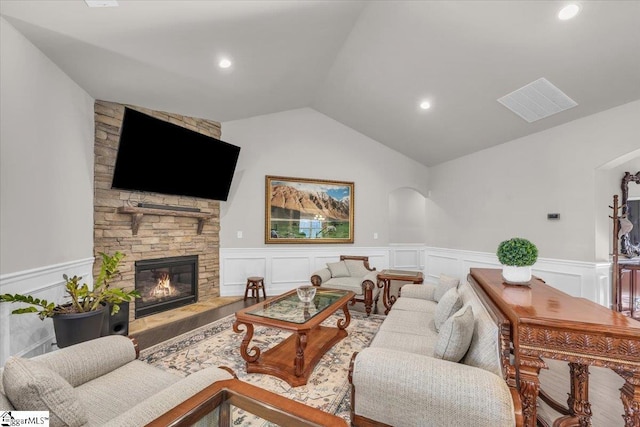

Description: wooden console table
[377,269,424,315]
[469,268,640,427]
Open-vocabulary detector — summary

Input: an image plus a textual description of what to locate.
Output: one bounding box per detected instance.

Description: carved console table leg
[519,354,546,427]
[553,363,592,427]
[294,332,308,377]
[619,371,640,427]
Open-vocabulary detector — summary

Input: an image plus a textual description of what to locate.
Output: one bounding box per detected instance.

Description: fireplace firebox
[135,255,198,318]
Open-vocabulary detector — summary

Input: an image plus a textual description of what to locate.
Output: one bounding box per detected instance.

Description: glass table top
[247,288,350,324]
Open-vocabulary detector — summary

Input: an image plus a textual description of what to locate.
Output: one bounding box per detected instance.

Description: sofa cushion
[75,359,179,425]
[433,306,475,362]
[434,287,463,331]
[370,330,439,356]
[379,309,437,337]
[391,297,437,313]
[344,259,370,277]
[2,356,88,427]
[434,274,460,302]
[324,277,368,295]
[327,261,350,278]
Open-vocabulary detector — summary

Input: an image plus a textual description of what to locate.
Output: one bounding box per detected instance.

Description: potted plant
[0,251,140,348]
[496,237,538,285]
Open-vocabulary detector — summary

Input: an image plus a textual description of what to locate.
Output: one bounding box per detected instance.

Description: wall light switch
[373,232,379,239]
[237,231,243,238]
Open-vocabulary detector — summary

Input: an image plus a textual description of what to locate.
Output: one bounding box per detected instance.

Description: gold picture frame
[265,176,354,244]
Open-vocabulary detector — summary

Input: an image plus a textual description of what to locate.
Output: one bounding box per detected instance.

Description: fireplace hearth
[135,255,198,318]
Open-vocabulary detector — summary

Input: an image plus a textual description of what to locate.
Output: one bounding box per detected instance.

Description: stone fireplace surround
[93,100,223,328]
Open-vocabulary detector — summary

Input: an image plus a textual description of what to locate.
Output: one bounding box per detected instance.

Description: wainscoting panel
[388,245,424,270]
[221,256,267,290]
[271,256,311,286]
[221,247,610,305]
[220,248,391,297]
[0,257,94,365]
[2,249,613,365]
[423,247,611,307]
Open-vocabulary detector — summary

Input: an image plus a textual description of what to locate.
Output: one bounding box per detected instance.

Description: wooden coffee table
[233,287,355,387]
[146,377,348,426]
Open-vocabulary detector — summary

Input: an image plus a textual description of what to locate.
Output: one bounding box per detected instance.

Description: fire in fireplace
[135,255,198,318]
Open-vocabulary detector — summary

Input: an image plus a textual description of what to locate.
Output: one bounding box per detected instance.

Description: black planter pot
[52,303,106,348]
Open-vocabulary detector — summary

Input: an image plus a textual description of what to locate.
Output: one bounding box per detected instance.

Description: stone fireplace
[93,100,222,325]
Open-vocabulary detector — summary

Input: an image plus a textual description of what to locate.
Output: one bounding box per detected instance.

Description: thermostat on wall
[547,213,560,220]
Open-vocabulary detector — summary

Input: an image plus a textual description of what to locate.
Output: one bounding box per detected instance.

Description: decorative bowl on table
[296,285,316,304]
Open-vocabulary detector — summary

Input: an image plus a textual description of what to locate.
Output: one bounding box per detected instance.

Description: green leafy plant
[497,237,538,267]
[0,251,140,320]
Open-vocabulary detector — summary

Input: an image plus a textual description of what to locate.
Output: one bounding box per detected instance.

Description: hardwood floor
[537,358,625,426]
[134,296,625,425]
[131,298,254,350]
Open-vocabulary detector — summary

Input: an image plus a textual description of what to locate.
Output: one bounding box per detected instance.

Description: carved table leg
[294,332,308,377]
[233,321,260,362]
[618,371,640,427]
[338,303,352,330]
[380,278,392,315]
[553,363,592,427]
[519,354,547,427]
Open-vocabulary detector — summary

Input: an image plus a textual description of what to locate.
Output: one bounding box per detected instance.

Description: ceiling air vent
[497,78,577,123]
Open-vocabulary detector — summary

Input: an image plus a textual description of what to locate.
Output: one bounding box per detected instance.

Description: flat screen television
[112,108,240,201]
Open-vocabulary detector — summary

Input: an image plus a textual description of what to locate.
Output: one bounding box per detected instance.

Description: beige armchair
[0,335,234,426]
[310,255,380,316]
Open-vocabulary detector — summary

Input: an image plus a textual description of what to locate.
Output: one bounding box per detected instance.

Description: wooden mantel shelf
[117,206,213,235]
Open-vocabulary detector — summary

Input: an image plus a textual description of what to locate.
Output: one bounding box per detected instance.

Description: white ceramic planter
[501,265,532,285]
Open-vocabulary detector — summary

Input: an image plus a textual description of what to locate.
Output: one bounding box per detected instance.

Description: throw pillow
[433,306,475,362]
[327,261,350,278]
[434,287,463,331]
[2,356,88,427]
[434,274,460,302]
[344,259,371,278]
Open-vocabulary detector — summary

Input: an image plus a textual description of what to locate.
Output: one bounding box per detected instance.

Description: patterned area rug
[140,309,384,424]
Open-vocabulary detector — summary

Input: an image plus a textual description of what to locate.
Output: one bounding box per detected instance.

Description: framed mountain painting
[265,176,354,244]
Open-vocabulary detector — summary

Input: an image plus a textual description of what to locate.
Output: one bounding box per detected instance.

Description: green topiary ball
[497,237,538,267]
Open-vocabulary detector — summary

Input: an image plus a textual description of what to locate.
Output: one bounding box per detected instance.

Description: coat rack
[610,194,622,311]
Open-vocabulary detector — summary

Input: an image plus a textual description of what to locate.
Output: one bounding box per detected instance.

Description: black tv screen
[112,108,240,201]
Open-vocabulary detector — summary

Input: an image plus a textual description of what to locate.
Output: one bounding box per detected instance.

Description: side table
[377,269,424,314]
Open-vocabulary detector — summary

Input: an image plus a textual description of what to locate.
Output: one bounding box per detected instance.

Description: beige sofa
[311,255,380,316]
[0,335,234,426]
[349,275,523,427]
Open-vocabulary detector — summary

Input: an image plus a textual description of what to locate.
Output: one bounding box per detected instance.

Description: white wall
[426,100,640,262]
[0,18,95,274]
[220,108,430,248]
[0,18,95,363]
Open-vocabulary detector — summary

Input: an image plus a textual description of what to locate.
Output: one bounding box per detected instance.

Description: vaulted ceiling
[2,1,639,166]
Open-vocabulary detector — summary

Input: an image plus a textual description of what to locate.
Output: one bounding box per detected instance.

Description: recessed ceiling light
[419,101,431,110]
[558,4,581,20]
[85,0,119,7]
[218,58,232,69]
